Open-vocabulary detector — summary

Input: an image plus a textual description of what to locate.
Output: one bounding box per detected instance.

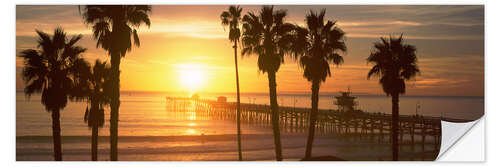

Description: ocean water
[17,92,270,137]
[16,91,483,160]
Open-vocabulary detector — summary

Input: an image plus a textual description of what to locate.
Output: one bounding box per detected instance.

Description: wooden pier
[165,96,461,158]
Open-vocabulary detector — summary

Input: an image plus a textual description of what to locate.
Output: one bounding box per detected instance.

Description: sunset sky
[16,5,484,96]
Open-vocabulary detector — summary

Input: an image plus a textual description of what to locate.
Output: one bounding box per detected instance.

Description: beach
[17,133,440,161]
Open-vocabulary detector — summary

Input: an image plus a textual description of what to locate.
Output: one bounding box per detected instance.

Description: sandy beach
[17,133,439,161]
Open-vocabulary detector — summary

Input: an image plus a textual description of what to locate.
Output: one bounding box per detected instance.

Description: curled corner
[436,117,482,160]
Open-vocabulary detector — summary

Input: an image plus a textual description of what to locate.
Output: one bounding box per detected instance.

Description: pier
[165,96,467,159]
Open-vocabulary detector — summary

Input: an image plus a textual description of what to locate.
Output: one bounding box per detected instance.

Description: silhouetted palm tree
[18,28,86,161]
[367,35,420,161]
[71,60,112,161]
[241,5,296,161]
[80,5,151,161]
[291,9,347,159]
[220,5,244,161]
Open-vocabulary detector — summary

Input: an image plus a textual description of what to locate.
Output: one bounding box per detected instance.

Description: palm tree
[241,5,296,161]
[80,5,152,161]
[367,35,420,160]
[291,9,347,159]
[72,60,111,161]
[18,28,86,161]
[220,5,244,161]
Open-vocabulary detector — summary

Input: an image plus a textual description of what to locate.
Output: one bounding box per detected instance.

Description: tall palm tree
[291,9,347,159]
[19,28,86,161]
[80,5,152,161]
[72,60,112,161]
[241,5,296,161]
[367,35,420,160]
[220,5,244,161]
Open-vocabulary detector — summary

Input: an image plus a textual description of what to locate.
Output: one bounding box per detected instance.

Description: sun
[178,66,204,92]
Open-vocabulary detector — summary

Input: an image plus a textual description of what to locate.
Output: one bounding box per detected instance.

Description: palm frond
[132,29,140,47]
[19,28,87,111]
[367,35,419,95]
[291,10,346,83]
[92,21,111,49]
[127,7,151,28]
[81,5,152,57]
[67,34,83,47]
[220,11,231,26]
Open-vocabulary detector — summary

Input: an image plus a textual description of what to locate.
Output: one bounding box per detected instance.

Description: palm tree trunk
[109,52,121,161]
[305,79,320,159]
[91,123,98,161]
[51,110,62,161]
[391,93,399,161]
[267,72,283,161]
[233,42,243,161]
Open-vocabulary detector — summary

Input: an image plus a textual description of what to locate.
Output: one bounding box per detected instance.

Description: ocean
[16,91,484,161]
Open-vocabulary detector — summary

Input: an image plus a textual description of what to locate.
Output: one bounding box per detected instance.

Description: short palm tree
[291,9,347,159]
[80,5,152,160]
[19,28,86,161]
[220,5,244,161]
[367,35,420,160]
[72,59,111,161]
[241,5,296,161]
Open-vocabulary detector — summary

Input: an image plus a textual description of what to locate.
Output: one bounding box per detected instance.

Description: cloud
[16,5,484,40]
[339,20,423,27]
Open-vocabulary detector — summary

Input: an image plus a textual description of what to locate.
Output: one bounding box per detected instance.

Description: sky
[15,5,484,96]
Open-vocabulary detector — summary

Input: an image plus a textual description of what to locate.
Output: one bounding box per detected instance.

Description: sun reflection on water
[187,111,196,120]
[186,129,197,135]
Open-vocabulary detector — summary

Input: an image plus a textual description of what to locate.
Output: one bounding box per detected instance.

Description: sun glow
[178,64,205,92]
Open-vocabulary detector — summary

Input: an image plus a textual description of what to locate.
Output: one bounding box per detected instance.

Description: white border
[2,0,492,166]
